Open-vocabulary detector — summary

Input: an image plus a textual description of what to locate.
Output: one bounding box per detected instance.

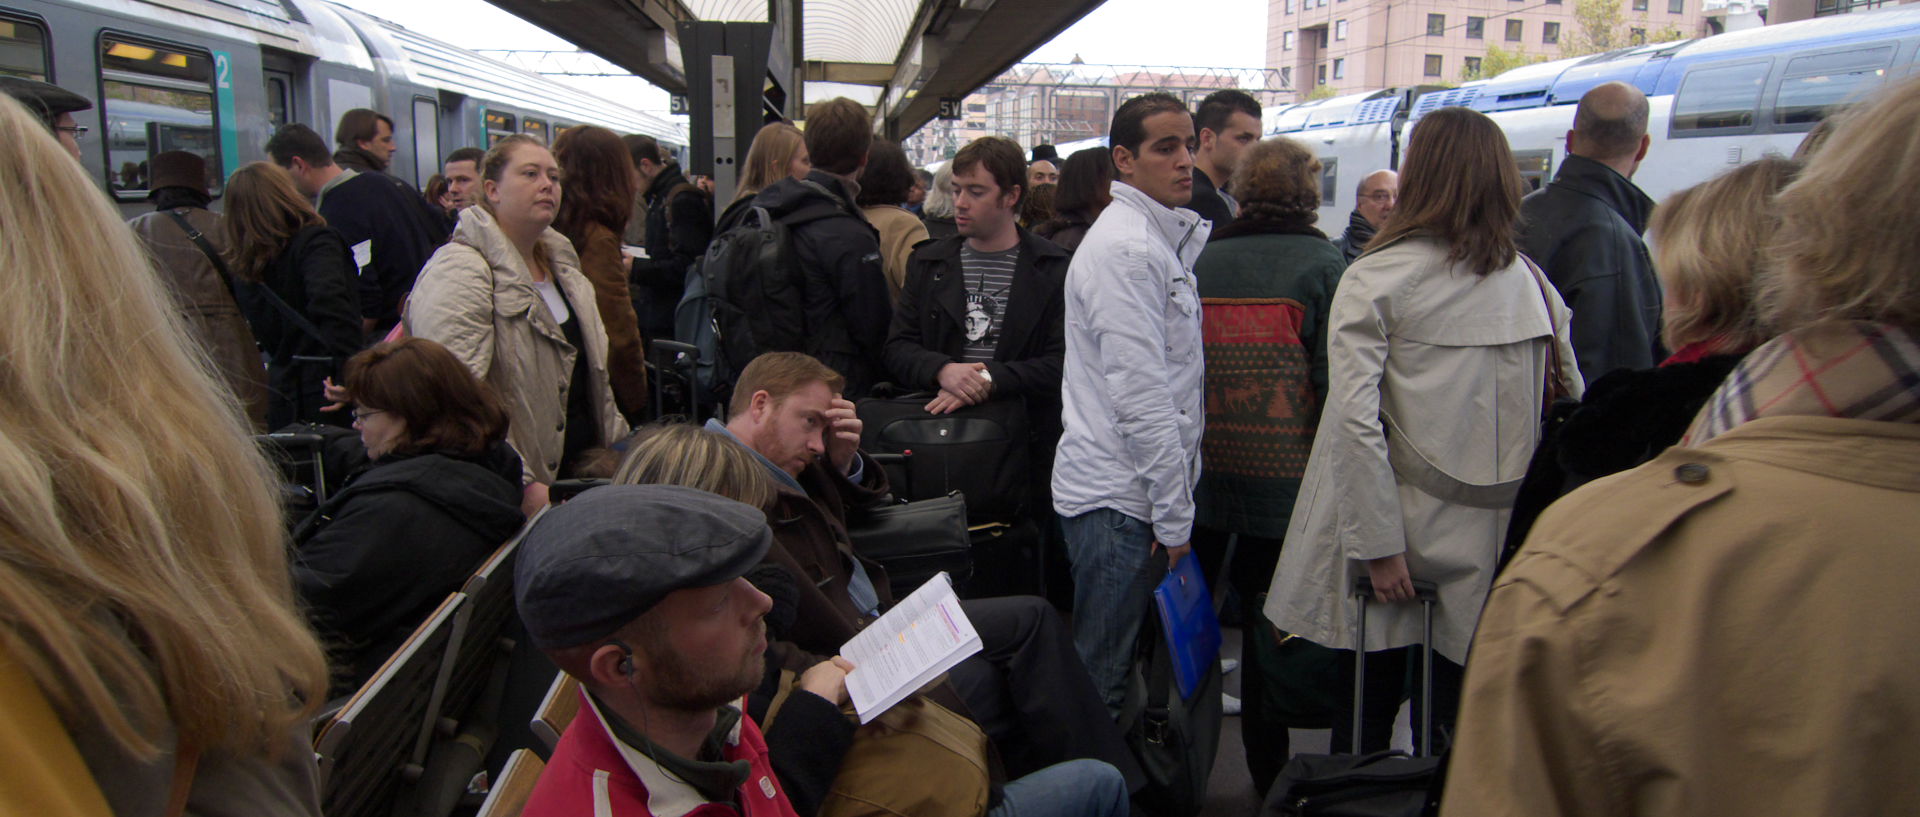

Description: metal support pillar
[677,20,777,210]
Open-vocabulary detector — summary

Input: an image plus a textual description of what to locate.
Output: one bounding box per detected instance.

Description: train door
[1513,149,1553,192]
[411,95,438,187]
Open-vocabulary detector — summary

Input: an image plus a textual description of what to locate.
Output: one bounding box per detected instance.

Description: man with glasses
[1334,169,1398,264]
[1,76,92,161]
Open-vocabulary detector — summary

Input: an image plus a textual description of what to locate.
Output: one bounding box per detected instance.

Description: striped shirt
[959,244,1019,363]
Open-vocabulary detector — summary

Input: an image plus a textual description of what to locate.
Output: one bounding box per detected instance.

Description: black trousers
[947,595,1144,790]
[1329,645,1465,755]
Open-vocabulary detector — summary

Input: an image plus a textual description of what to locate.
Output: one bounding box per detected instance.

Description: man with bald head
[1519,81,1662,383]
[1333,169,1397,264]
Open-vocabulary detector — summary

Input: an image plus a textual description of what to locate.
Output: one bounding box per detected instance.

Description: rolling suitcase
[1262,577,1446,817]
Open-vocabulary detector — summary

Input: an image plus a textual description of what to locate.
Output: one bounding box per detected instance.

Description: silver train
[1,0,684,214]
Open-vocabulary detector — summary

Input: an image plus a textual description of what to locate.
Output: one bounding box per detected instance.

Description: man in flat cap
[0,76,92,161]
[517,484,841,817]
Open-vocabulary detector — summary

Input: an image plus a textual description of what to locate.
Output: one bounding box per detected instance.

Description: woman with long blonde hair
[0,92,329,814]
[716,122,810,232]
[222,161,364,428]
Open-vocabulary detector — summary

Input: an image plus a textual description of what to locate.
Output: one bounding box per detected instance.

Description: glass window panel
[1673,61,1768,131]
[99,38,218,201]
[1507,19,1524,41]
[1428,13,1446,35]
[1775,47,1893,125]
[1467,17,1485,38]
[0,17,49,80]
[1320,157,1337,205]
[523,117,549,145]
[1424,54,1443,76]
[1544,22,1561,44]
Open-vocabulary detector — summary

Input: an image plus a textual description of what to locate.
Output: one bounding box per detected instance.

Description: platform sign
[670,94,691,115]
[212,50,238,180]
[937,97,964,121]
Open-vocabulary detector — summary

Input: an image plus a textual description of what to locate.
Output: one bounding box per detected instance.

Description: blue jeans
[989,759,1130,817]
[1061,507,1159,715]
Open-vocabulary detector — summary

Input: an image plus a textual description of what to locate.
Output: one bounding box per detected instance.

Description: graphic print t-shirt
[958,244,1019,363]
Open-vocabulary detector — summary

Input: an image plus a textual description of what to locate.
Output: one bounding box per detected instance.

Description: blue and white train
[1,0,685,215]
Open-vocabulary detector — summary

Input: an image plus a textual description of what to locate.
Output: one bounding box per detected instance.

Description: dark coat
[1519,154,1664,383]
[238,224,364,427]
[1188,166,1236,237]
[753,171,890,397]
[1031,216,1091,253]
[630,165,714,339]
[1192,220,1345,538]
[317,169,449,335]
[881,230,1069,451]
[921,214,959,241]
[763,451,894,659]
[292,443,526,695]
[1501,353,1744,571]
[1330,209,1375,265]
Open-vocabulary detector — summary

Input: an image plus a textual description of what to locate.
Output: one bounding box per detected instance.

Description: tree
[1463,43,1549,81]
[1562,0,1626,57]
[1307,83,1339,100]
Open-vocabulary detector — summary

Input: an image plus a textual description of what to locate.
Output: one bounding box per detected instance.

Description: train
[3,0,686,216]
[1051,5,1920,228]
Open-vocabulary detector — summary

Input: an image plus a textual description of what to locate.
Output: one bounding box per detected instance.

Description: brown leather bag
[763,671,991,817]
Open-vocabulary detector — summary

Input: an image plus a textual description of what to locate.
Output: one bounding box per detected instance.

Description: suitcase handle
[1350,576,1440,756]
[1350,576,1439,602]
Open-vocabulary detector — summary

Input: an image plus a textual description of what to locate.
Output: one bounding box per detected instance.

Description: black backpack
[674,181,847,406]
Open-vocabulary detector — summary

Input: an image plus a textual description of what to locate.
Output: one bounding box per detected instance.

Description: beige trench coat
[1264,235,1581,662]
[406,206,630,485]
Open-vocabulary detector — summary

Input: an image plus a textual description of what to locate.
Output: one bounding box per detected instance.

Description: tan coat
[406,207,629,484]
[1443,416,1920,817]
[863,204,929,304]
[127,208,270,430]
[569,221,649,417]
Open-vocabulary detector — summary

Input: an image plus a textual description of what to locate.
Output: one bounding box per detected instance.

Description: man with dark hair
[442,147,485,212]
[625,133,714,342]
[333,108,397,174]
[1519,80,1662,382]
[1191,89,1263,233]
[267,122,445,338]
[0,76,91,161]
[749,98,890,397]
[1333,169,1398,263]
[1052,91,1208,712]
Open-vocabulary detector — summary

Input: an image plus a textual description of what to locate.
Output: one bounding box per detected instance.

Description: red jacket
[523,690,799,817]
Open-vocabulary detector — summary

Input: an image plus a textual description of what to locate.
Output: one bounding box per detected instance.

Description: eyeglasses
[351,408,387,421]
[1362,191,1397,202]
[53,125,88,137]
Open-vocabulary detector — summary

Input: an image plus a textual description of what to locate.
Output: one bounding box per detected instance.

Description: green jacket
[1193,223,1345,538]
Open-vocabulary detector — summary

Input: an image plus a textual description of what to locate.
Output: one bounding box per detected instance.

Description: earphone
[609,638,635,678]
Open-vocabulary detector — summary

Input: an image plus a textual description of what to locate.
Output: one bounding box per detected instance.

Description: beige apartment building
[1270,0,1710,95]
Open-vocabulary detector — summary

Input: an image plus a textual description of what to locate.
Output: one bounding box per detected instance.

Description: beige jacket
[1443,416,1920,817]
[406,207,629,484]
[863,204,929,304]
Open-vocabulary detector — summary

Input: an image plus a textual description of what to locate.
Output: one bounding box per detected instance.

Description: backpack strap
[167,209,352,358]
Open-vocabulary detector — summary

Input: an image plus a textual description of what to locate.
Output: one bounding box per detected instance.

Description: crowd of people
[3,62,1918,817]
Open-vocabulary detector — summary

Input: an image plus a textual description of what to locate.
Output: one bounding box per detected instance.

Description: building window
[98,37,221,201]
[1427,13,1446,35]
[1424,54,1443,76]
[1336,19,1349,39]
[1669,0,1685,11]
[1284,30,1296,50]
[1281,65,1293,87]
[1317,63,1328,84]
[1506,19,1524,41]
[1543,21,1561,43]
[1285,0,1295,13]
[1333,58,1346,79]
[1465,56,1484,77]
[1630,27,1647,43]
[1633,0,1649,9]
[1466,16,1485,38]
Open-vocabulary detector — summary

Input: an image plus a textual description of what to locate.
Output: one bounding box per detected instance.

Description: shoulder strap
[1519,254,1574,403]
[163,742,200,817]
[165,208,239,299]
[169,210,349,357]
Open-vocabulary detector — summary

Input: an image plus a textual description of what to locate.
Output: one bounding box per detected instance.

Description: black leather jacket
[1518,154,1664,383]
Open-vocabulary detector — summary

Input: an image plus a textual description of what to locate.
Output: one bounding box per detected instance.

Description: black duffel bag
[1263,751,1444,817]
[845,492,972,597]
[856,394,1030,523]
[1120,551,1223,817]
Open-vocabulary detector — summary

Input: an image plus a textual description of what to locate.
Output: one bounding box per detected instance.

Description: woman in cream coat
[407,135,629,509]
[1264,107,1582,753]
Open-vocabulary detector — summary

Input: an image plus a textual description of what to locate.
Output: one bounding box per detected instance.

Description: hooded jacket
[753,171,890,397]
[293,443,525,694]
[1518,154,1663,382]
[406,206,632,484]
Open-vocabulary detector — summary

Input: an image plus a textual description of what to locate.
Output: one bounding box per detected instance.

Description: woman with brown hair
[716,121,811,233]
[406,134,630,513]
[855,138,930,303]
[1032,146,1112,252]
[222,161,364,428]
[293,337,526,694]
[553,124,649,419]
[1264,107,1582,754]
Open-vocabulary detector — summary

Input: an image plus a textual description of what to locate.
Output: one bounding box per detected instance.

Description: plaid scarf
[1683,321,1920,446]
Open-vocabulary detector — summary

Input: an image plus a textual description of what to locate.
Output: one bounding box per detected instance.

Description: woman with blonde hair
[223,161,364,427]
[716,121,811,232]
[1500,156,1797,563]
[406,134,630,513]
[0,92,328,813]
[1265,107,1582,755]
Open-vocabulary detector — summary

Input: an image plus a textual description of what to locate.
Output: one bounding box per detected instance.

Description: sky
[328,0,1272,116]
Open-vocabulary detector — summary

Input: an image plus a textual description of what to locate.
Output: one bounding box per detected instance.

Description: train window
[1320,157,1337,206]
[98,36,220,201]
[484,110,517,145]
[412,97,439,188]
[523,117,549,145]
[265,71,293,128]
[1775,46,1893,126]
[1514,150,1552,191]
[1672,61,1768,134]
[0,15,49,80]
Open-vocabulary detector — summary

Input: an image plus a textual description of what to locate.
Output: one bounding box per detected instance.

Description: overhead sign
[937,97,965,121]
[670,94,691,115]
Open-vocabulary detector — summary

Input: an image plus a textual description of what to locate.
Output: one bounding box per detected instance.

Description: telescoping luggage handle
[1351,577,1441,757]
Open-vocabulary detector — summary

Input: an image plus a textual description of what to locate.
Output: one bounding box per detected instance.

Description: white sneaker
[1221,658,1241,675]
[1223,693,1243,716]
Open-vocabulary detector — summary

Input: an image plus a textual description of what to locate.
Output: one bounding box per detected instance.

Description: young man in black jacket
[626,134,714,342]
[750,98,890,397]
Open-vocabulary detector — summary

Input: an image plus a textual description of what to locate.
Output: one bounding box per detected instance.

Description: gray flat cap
[0,77,91,127]
[515,484,773,650]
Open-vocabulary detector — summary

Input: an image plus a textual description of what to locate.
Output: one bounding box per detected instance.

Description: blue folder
[1154,555,1224,700]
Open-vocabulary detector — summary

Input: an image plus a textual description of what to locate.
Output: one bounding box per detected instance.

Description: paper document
[620,244,649,259]
[840,572,981,724]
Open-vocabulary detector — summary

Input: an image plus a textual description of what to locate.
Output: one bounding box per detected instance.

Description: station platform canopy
[480,0,1106,138]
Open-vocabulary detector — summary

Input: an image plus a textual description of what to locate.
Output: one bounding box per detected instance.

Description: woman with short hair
[406,134,631,512]
[553,124,649,419]
[856,138,931,303]
[1265,107,1582,754]
[222,161,365,427]
[0,90,329,815]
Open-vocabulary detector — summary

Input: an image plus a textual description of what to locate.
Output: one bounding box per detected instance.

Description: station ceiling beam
[880,0,1106,140]
[479,0,696,92]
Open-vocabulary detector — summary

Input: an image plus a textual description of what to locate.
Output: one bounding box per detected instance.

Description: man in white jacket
[1052,92,1210,712]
